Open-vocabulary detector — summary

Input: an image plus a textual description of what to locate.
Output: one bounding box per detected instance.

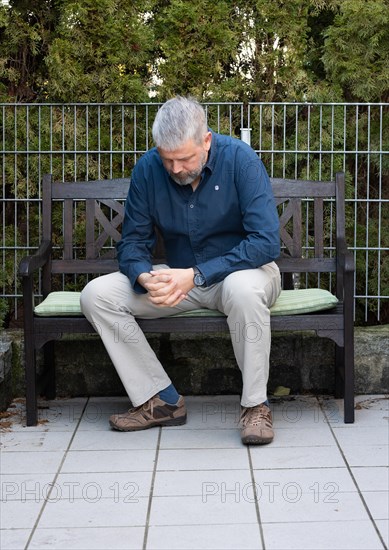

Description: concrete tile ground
[0,395,388,550]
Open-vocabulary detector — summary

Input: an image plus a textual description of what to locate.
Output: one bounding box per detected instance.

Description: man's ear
[203,131,212,151]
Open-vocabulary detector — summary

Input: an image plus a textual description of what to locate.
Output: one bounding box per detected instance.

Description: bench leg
[334,343,354,423]
[343,328,355,424]
[334,345,344,399]
[25,336,38,427]
[43,341,56,400]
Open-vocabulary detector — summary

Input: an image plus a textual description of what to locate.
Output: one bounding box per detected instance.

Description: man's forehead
[157,139,199,160]
[157,132,211,161]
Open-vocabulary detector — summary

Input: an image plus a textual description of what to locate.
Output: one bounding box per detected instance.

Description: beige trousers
[80,262,281,408]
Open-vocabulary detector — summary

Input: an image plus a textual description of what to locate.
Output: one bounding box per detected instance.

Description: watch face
[194,273,206,287]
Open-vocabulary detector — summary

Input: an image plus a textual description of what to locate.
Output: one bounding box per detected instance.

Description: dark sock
[158,384,180,405]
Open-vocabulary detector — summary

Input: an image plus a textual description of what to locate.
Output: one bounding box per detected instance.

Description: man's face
[158,132,212,186]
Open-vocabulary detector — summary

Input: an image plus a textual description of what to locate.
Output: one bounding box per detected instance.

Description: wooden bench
[19,172,355,426]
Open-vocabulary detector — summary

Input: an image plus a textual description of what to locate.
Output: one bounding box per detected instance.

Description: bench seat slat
[51,260,119,273]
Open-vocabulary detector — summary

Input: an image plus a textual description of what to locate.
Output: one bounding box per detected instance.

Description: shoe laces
[127,396,154,417]
[240,404,271,427]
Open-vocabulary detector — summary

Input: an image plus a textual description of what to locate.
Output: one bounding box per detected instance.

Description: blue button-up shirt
[117,131,280,293]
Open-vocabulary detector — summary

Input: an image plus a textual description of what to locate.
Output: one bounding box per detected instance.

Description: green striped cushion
[272,288,338,315]
[34,291,83,316]
[34,288,338,317]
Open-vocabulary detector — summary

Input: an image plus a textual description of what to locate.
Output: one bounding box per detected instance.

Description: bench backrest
[41,172,346,295]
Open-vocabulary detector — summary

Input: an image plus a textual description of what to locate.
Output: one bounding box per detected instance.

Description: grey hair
[152,96,208,150]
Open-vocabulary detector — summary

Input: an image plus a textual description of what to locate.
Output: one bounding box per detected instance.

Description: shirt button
[189,204,194,208]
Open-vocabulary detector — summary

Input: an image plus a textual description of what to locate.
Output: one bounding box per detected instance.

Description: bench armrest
[19,240,52,277]
[19,240,53,326]
[336,238,355,302]
[339,250,355,274]
[337,238,355,274]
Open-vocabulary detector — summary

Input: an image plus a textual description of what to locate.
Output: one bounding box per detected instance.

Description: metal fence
[1,102,388,324]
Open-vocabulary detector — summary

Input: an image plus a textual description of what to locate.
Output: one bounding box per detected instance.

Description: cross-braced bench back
[42,176,129,290]
[272,177,345,275]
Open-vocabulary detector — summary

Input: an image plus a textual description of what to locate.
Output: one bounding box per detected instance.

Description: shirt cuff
[126,262,153,294]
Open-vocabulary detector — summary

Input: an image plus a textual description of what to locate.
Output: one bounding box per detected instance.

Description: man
[80,96,281,445]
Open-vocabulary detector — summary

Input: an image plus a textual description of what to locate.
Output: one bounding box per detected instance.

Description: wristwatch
[193,267,206,287]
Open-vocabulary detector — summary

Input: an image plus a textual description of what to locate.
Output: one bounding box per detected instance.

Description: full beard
[169,152,207,186]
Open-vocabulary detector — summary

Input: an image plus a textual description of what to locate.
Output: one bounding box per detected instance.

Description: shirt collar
[204,131,217,174]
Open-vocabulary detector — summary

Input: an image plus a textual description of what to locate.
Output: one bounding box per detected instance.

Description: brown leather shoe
[240,403,274,445]
[109,395,187,431]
